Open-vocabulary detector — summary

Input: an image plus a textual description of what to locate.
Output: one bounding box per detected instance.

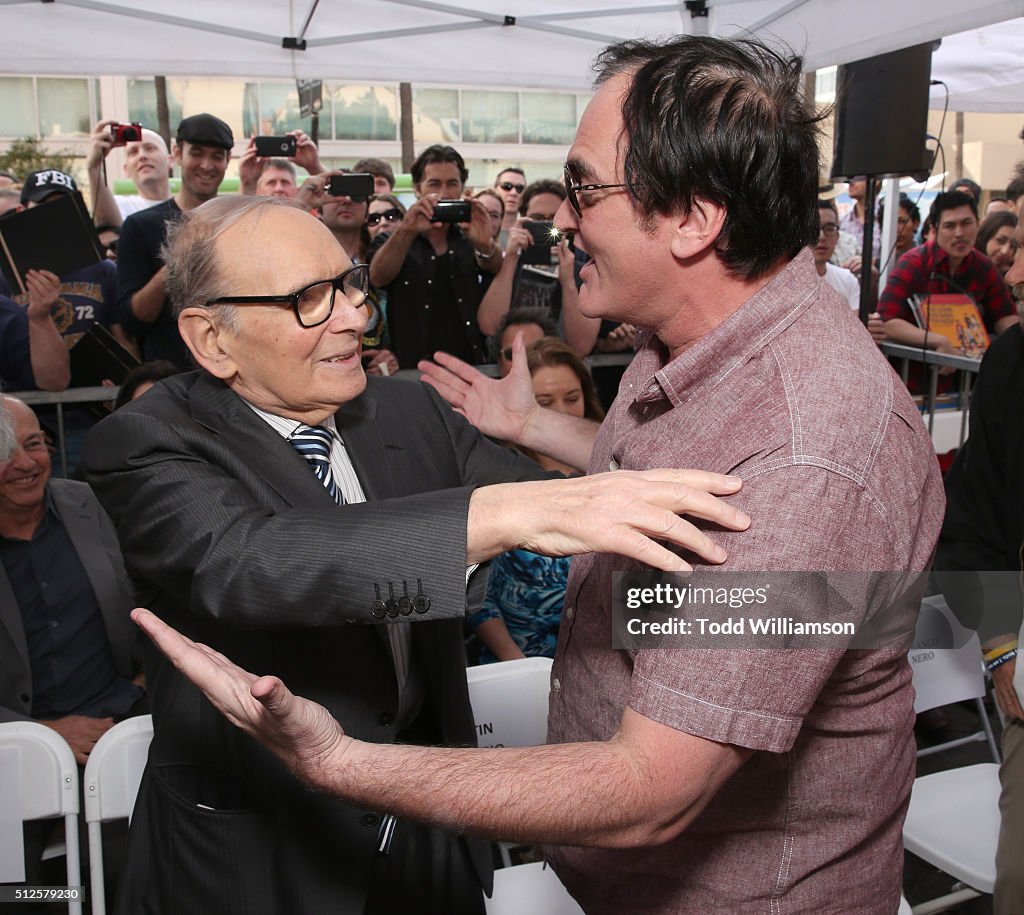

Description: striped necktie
[290,424,343,505]
[289,420,416,723]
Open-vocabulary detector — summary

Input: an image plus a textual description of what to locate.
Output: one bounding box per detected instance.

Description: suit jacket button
[361,813,380,827]
[371,600,387,620]
[397,596,413,616]
[378,712,394,727]
[385,598,400,618]
[412,595,431,613]
[19,693,29,704]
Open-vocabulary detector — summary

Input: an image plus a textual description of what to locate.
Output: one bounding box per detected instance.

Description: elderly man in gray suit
[0,395,141,748]
[79,194,747,915]
[0,395,143,896]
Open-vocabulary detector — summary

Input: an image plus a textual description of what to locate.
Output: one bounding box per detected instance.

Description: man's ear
[178,308,237,380]
[171,142,183,167]
[669,198,727,261]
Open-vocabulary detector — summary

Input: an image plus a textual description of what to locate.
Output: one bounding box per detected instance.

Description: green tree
[0,137,76,181]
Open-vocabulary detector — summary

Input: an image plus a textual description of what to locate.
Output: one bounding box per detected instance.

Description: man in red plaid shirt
[878,189,1018,355]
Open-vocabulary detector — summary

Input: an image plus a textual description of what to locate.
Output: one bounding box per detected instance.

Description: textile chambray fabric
[546,248,945,914]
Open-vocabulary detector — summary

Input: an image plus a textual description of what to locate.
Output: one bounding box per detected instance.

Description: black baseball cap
[20,169,78,205]
[176,114,234,150]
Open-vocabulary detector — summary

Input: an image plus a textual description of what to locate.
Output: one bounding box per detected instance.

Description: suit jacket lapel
[188,373,339,511]
[50,481,135,676]
[335,383,400,502]
[0,565,29,674]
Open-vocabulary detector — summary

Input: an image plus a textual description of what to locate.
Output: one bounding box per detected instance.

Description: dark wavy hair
[975,210,1017,255]
[928,190,978,226]
[593,36,824,280]
[411,144,468,186]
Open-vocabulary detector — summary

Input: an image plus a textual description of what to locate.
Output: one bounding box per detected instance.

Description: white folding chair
[485,860,585,915]
[466,659,583,914]
[466,657,553,749]
[82,715,153,915]
[903,595,1001,914]
[0,721,82,914]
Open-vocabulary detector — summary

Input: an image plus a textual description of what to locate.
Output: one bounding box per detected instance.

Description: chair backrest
[910,595,986,713]
[83,714,152,826]
[466,658,552,748]
[0,721,80,821]
[0,721,82,912]
[910,595,1000,762]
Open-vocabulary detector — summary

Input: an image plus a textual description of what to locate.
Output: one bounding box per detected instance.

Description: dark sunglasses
[499,181,525,193]
[366,208,403,227]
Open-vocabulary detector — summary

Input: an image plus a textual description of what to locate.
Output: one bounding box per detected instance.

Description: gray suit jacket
[81,371,547,915]
[0,478,136,723]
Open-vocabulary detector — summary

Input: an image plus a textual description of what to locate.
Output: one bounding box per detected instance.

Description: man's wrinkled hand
[132,609,349,791]
[419,331,538,441]
[470,469,750,571]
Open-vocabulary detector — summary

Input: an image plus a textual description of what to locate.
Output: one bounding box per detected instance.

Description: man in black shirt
[368,145,500,368]
[116,114,233,366]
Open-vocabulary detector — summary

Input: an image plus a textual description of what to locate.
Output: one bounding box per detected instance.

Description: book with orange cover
[908,293,989,359]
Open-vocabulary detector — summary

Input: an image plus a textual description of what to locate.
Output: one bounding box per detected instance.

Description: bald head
[165,195,309,318]
[124,128,171,198]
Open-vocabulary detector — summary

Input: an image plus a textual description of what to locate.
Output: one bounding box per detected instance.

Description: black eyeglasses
[206,264,369,328]
[563,164,629,217]
[818,224,839,238]
[499,181,525,193]
[366,208,403,227]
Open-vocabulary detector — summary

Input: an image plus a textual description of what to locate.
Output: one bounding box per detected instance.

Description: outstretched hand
[131,609,349,791]
[419,331,539,443]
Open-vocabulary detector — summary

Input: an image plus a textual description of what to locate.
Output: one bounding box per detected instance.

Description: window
[0,78,36,138]
[38,78,91,136]
[521,93,577,145]
[255,82,305,135]
[127,78,183,134]
[462,90,517,143]
[332,85,397,141]
[413,88,460,143]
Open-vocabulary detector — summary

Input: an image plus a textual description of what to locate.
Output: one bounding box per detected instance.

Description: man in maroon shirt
[129,35,943,914]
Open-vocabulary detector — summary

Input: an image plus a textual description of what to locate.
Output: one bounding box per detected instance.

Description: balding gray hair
[162,194,306,329]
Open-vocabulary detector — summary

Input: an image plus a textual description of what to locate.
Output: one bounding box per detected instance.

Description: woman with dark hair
[468,337,604,662]
[364,193,406,243]
[976,210,1019,278]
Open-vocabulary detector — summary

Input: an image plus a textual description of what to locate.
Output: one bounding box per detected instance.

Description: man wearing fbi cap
[116,113,234,367]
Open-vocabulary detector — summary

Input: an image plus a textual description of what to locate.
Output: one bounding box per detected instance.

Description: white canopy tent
[930,16,1024,112]
[1,0,1022,89]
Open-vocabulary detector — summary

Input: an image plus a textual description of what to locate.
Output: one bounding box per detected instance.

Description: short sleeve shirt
[545,248,945,914]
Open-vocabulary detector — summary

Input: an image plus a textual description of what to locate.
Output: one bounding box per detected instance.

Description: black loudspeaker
[831,43,935,180]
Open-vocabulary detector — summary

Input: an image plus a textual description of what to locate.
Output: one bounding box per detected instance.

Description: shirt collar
[630,247,820,409]
[926,240,978,275]
[242,400,338,441]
